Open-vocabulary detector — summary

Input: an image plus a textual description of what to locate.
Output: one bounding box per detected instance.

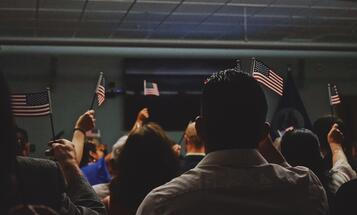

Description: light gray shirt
[137,149,329,215]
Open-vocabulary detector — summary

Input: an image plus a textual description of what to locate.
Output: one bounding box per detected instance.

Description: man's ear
[195,116,207,143]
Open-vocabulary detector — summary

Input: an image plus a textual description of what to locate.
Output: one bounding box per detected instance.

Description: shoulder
[17,156,59,169]
[16,156,67,210]
[137,169,202,214]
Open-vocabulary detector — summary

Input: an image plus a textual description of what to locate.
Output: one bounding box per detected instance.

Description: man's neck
[186,147,205,154]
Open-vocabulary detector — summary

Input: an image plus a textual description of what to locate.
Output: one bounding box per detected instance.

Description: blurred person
[15,126,30,156]
[137,69,328,215]
[109,122,179,215]
[0,71,106,214]
[180,121,205,174]
[80,138,110,186]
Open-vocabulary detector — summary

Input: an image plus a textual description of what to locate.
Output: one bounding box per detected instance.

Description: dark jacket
[15,156,107,215]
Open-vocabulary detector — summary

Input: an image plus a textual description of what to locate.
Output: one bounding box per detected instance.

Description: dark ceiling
[0,0,357,45]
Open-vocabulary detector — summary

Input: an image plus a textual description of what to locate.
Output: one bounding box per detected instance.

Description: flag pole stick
[47,87,56,140]
[90,72,103,109]
[250,57,256,75]
[328,83,335,116]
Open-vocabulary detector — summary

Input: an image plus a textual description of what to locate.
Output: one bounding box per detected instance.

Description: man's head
[196,69,268,153]
[184,122,204,153]
[15,127,30,156]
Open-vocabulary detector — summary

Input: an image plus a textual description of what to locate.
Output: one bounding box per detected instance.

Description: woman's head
[281,128,323,175]
[110,122,179,210]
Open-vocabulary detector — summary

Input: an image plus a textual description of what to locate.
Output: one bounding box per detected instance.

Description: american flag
[96,77,105,106]
[329,84,341,105]
[252,59,284,96]
[144,80,160,96]
[11,91,51,117]
[235,59,242,72]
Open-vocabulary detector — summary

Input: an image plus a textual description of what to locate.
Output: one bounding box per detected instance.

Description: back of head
[201,69,267,151]
[333,179,357,215]
[281,129,323,175]
[110,122,179,210]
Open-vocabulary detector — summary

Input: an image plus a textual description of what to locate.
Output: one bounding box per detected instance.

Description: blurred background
[1,0,357,157]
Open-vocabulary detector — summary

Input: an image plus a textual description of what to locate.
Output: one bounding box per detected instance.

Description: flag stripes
[252,59,284,96]
[10,92,51,117]
[144,80,160,96]
[329,84,341,105]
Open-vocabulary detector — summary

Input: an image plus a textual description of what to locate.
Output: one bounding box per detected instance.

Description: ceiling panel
[0,0,356,45]
[40,0,85,10]
[0,0,36,9]
[131,2,177,13]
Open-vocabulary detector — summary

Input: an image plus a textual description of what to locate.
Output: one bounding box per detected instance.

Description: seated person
[180,121,205,174]
[137,69,328,215]
[109,122,179,215]
[0,71,106,214]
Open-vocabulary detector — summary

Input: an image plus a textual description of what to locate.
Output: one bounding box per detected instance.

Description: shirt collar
[197,149,268,167]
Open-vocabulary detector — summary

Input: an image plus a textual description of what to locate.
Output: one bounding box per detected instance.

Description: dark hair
[333,178,357,215]
[281,129,324,175]
[15,127,29,156]
[79,141,97,167]
[110,122,179,211]
[0,71,17,212]
[202,69,267,151]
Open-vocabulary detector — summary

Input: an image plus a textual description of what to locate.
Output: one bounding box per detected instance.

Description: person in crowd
[80,140,112,186]
[92,135,127,200]
[281,129,327,185]
[0,72,106,215]
[109,122,179,215]
[80,140,98,167]
[326,123,356,194]
[137,69,328,215]
[179,121,205,174]
[15,126,30,157]
[332,178,357,215]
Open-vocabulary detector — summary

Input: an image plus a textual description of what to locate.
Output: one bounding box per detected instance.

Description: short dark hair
[202,69,267,150]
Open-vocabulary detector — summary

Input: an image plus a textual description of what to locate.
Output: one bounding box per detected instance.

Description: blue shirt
[81,157,111,186]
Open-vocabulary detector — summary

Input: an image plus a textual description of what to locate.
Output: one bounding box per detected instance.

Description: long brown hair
[110,122,179,213]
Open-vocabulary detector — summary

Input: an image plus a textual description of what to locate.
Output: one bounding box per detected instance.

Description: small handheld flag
[144,80,160,96]
[90,72,105,109]
[328,84,341,105]
[96,77,105,106]
[11,91,51,117]
[252,58,284,96]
